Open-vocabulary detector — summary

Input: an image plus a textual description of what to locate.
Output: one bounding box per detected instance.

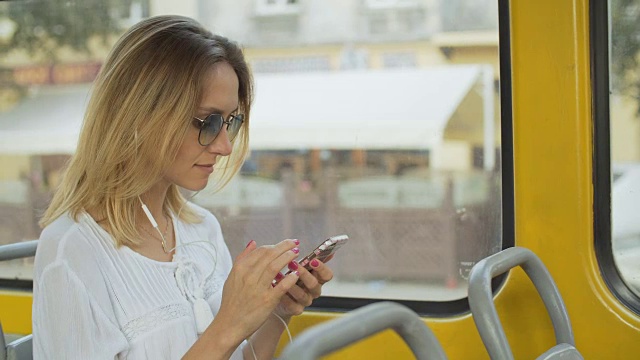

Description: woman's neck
[138,182,171,222]
[135,182,175,256]
[85,181,175,256]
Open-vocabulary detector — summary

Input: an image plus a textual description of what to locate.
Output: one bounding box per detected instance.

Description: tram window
[0,0,505,306]
[608,0,640,300]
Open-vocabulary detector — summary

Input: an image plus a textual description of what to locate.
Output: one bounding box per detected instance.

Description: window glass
[0,0,502,302]
[610,0,640,297]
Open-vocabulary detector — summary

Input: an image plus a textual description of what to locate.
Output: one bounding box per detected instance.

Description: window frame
[0,0,515,317]
[312,0,514,316]
[592,0,640,315]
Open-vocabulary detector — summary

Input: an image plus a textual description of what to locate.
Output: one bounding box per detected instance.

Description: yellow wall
[510,0,640,358]
[363,41,448,69]
[244,40,496,74]
[243,45,345,71]
[0,155,30,181]
[0,291,32,335]
[611,94,640,162]
[445,46,500,78]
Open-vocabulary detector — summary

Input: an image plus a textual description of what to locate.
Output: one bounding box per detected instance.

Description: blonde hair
[40,15,253,247]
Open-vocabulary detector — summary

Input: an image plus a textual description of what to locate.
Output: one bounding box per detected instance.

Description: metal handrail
[5,335,33,360]
[0,240,37,360]
[468,247,575,360]
[279,301,447,360]
[0,241,38,262]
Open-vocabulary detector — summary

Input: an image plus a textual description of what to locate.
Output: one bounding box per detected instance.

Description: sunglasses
[192,113,244,146]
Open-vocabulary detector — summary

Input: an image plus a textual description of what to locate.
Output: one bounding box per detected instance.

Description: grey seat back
[536,343,583,360]
[0,241,38,360]
[5,336,33,360]
[279,301,447,360]
[1,322,7,360]
[467,247,583,360]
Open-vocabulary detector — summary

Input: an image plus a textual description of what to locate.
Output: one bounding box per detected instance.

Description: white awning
[0,65,482,154]
[0,85,90,154]
[249,65,482,150]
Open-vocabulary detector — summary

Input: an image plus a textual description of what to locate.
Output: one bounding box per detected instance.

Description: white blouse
[32,203,246,360]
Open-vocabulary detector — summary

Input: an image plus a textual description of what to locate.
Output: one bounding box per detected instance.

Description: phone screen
[297,234,349,270]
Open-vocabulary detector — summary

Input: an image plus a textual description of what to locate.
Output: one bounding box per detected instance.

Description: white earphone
[134,162,293,356]
[138,195,218,334]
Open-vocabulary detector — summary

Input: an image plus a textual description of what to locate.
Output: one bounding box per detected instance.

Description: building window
[366,8,426,36]
[255,0,301,16]
[251,56,332,73]
[381,52,417,68]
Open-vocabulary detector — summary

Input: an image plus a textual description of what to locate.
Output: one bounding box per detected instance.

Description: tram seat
[467,247,583,360]
[279,301,447,360]
[0,240,38,360]
[2,333,33,360]
[0,313,34,360]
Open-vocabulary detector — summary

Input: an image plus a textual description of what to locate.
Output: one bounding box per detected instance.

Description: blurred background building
[0,0,505,299]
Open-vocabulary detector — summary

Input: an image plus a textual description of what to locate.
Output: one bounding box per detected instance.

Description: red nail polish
[288,261,299,271]
[293,239,300,245]
[246,240,254,248]
[292,247,300,254]
[294,271,300,276]
[311,259,319,267]
[275,272,284,280]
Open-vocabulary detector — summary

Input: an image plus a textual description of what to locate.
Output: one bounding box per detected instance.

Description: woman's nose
[207,128,233,156]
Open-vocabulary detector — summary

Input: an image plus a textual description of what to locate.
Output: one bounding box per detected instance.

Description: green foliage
[0,0,143,60]
[611,0,640,112]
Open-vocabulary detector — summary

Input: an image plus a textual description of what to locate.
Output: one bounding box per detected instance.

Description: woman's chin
[178,179,209,193]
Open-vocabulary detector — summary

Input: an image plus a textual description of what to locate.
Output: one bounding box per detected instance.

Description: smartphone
[297,234,349,270]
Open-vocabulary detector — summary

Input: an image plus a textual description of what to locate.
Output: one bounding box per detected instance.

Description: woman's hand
[210,239,301,347]
[273,258,334,318]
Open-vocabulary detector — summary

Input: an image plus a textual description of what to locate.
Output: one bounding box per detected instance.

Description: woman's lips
[195,164,214,174]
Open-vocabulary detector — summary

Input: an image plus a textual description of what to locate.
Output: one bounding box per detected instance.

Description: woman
[32,15,333,360]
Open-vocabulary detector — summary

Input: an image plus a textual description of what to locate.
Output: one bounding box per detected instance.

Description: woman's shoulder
[37,213,82,261]
[183,201,221,227]
[35,212,105,278]
[177,202,225,247]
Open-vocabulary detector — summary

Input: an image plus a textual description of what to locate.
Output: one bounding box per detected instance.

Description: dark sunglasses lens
[199,114,223,145]
[228,114,244,141]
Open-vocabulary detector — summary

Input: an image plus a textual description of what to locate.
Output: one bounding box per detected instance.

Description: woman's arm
[183,239,301,360]
[182,313,249,360]
[243,314,292,360]
[243,259,335,359]
[33,262,129,359]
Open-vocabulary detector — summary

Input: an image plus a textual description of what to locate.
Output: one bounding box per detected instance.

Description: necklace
[140,213,172,253]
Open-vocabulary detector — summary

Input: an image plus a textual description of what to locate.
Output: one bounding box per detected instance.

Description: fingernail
[246,240,254,248]
[288,261,299,271]
[310,259,319,267]
[293,239,300,245]
[294,271,300,276]
[292,247,299,254]
[275,272,284,280]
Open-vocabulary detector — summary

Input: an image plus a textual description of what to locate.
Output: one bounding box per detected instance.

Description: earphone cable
[272,312,293,344]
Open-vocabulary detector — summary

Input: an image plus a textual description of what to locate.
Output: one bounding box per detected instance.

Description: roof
[0,65,483,154]
[249,65,482,150]
[0,85,90,154]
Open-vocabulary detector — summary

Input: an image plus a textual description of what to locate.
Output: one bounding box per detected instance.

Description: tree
[0,0,147,61]
[611,0,640,115]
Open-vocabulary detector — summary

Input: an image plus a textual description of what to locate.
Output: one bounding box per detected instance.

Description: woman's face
[164,62,240,191]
